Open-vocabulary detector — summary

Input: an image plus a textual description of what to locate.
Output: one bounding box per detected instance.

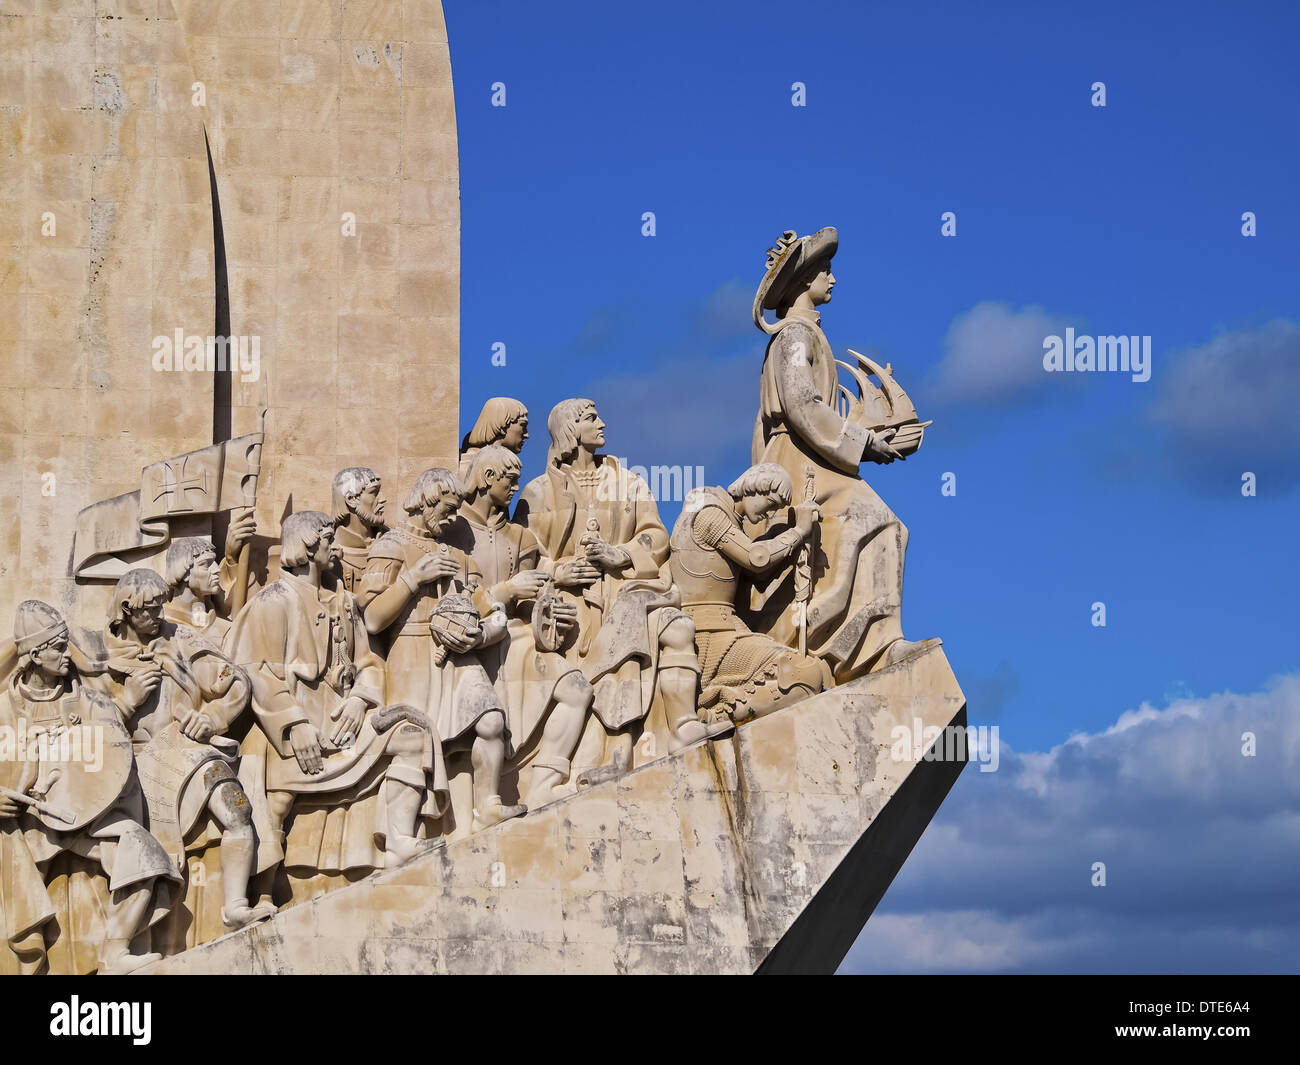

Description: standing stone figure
[76,569,275,934]
[446,445,593,807]
[751,227,935,681]
[331,467,387,594]
[360,470,527,832]
[515,399,709,773]
[458,396,529,481]
[228,512,446,881]
[1,600,179,975]
[669,465,831,724]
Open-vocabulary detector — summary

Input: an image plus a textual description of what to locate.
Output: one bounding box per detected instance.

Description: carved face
[420,487,461,537]
[576,405,605,451]
[351,479,385,527]
[487,467,520,510]
[806,262,836,306]
[31,634,71,680]
[187,550,220,597]
[125,594,167,639]
[502,416,528,453]
[311,524,337,570]
[741,490,787,524]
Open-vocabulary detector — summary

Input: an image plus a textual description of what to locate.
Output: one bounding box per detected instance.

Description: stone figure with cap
[751,227,938,682]
[1,599,180,975]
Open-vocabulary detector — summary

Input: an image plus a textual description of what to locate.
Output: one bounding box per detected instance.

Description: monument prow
[143,643,965,975]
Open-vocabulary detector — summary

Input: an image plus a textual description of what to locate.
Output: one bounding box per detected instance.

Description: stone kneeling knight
[670,465,830,724]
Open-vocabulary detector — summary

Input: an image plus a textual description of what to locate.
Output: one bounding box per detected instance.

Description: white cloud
[928,301,1075,406]
[844,675,1300,973]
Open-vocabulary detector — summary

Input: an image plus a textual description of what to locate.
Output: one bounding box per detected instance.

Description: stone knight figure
[751,227,936,682]
[1,600,180,974]
[669,465,830,724]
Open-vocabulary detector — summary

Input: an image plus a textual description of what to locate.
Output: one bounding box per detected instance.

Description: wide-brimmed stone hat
[755,226,838,314]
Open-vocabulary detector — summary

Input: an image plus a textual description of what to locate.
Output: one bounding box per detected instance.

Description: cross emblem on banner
[151,458,210,513]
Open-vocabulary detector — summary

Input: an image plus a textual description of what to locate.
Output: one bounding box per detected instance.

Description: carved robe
[228,574,446,874]
[752,309,908,680]
[514,455,685,730]
[443,511,585,755]
[361,526,509,750]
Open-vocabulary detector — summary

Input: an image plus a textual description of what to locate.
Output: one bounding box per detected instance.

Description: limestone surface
[144,642,966,974]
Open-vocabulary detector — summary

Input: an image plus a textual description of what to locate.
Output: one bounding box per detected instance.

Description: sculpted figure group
[1,226,933,973]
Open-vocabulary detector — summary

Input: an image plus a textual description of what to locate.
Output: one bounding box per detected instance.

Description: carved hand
[582,537,630,572]
[122,662,163,708]
[329,696,367,747]
[0,793,19,819]
[862,428,902,465]
[551,599,579,633]
[225,506,257,561]
[506,569,549,601]
[180,709,215,743]
[433,624,480,655]
[407,552,463,587]
[793,501,822,535]
[289,721,324,775]
[554,560,600,588]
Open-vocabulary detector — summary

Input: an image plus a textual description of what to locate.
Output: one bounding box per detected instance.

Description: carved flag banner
[71,430,264,580]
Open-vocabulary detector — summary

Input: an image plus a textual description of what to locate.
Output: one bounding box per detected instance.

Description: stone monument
[1,4,967,976]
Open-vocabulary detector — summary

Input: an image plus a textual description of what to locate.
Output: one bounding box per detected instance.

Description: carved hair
[465,445,522,494]
[403,468,463,515]
[331,466,381,523]
[547,397,596,468]
[110,568,170,633]
[280,511,334,568]
[460,397,528,452]
[165,536,216,590]
[728,463,793,504]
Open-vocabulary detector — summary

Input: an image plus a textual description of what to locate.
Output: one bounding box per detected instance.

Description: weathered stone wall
[173,0,461,537]
[0,2,215,627]
[146,644,967,974]
[0,0,460,630]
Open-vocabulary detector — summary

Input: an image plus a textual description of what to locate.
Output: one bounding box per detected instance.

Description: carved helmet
[13,599,68,656]
[752,226,838,332]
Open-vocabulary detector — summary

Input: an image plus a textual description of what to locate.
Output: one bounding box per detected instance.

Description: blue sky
[446,1,1299,971]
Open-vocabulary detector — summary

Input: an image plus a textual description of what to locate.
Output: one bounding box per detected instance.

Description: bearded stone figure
[228,511,447,899]
[360,469,527,833]
[514,399,713,777]
[331,467,388,595]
